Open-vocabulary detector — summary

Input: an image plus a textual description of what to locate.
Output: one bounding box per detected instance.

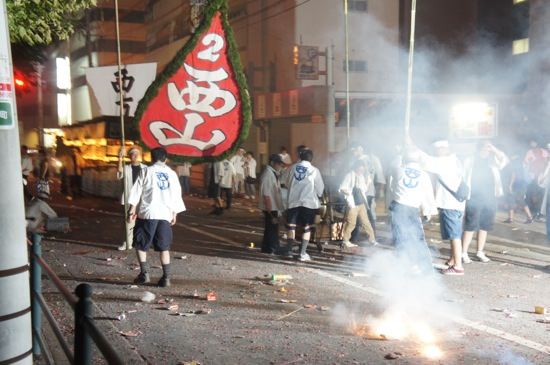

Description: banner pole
[404,0,417,139]
[114,0,129,247]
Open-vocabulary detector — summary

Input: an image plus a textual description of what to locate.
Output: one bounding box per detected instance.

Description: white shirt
[128,162,186,221]
[21,156,33,177]
[230,155,245,175]
[285,161,325,209]
[359,154,385,196]
[118,163,147,205]
[280,152,292,166]
[175,162,192,177]
[420,153,466,211]
[259,165,283,212]
[218,159,236,188]
[26,198,57,232]
[391,162,437,216]
[244,158,257,179]
[339,170,371,209]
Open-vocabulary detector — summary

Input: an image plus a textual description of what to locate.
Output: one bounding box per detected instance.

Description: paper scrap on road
[279,299,297,303]
[141,292,156,303]
[119,330,142,337]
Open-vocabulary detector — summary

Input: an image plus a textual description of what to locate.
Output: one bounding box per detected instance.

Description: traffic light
[14,78,25,88]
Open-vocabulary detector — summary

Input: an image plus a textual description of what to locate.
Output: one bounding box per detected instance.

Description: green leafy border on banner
[132,0,251,164]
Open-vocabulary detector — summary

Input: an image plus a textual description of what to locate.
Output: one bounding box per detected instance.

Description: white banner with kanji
[85,63,157,117]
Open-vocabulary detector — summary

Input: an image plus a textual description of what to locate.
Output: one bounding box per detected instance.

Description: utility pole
[0,0,33,364]
[343,0,351,145]
[404,0,417,139]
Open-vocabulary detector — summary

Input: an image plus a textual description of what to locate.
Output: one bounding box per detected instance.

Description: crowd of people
[20,136,550,286]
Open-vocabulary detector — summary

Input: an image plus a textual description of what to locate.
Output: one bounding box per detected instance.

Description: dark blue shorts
[438,209,463,240]
[286,207,317,227]
[133,219,173,252]
[464,199,496,232]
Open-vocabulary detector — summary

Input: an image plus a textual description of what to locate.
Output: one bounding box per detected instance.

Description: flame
[350,312,445,360]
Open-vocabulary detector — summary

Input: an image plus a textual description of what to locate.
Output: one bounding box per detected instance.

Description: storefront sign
[289,89,299,115]
[135,4,251,160]
[296,45,319,80]
[255,94,266,119]
[272,93,282,117]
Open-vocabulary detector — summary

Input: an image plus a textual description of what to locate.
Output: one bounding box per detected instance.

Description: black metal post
[30,233,42,356]
[74,283,93,365]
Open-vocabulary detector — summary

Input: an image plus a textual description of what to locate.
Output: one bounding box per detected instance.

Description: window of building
[512,38,529,54]
[343,60,368,72]
[349,0,368,12]
[513,0,527,4]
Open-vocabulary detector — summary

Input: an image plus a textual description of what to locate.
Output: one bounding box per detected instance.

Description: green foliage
[7,0,97,45]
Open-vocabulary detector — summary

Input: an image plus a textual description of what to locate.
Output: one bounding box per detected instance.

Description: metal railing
[29,234,124,365]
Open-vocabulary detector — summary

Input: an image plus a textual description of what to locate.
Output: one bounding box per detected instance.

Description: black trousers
[261,211,279,253]
[220,187,233,209]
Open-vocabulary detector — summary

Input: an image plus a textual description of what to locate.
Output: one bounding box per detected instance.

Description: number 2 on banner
[198,34,224,62]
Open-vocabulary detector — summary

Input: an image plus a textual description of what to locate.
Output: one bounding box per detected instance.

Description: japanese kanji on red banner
[134,2,250,161]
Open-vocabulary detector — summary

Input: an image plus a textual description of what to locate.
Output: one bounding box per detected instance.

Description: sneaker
[476,251,491,263]
[157,277,171,287]
[298,253,312,262]
[134,272,150,284]
[524,217,533,224]
[341,241,358,248]
[117,242,132,251]
[462,253,472,264]
[503,218,513,224]
[441,266,465,276]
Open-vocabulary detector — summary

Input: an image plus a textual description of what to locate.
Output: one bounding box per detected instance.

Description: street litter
[349,272,368,277]
[303,304,316,309]
[507,294,519,298]
[159,304,180,311]
[505,312,518,318]
[119,330,142,337]
[278,287,287,293]
[173,309,212,317]
[116,313,126,321]
[127,310,138,314]
[178,255,188,260]
[278,299,297,303]
[491,308,506,312]
[535,306,547,315]
[206,292,217,301]
[500,250,508,254]
[178,361,201,365]
[128,285,138,289]
[500,263,509,266]
[271,274,293,281]
[536,317,550,324]
[193,290,199,298]
[532,274,542,278]
[157,298,174,305]
[248,242,255,248]
[512,228,519,231]
[141,292,156,303]
[277,307,304,320]
[384,352,402,360]
[318,306,330,311]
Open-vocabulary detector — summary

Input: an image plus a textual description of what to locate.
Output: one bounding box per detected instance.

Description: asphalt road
[38,193,550,365]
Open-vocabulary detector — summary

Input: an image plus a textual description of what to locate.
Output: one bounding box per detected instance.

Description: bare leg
[137,249,147,263]
[508,209,514,221]
[477,230,488,252]
[160,250,170,265]
[523,206,533,220]
[450,238,463,269]
[462,231,474,254]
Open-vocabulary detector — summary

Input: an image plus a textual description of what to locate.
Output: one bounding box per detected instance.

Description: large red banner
[137,11,247,158]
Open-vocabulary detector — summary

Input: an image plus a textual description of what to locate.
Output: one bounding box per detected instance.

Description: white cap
[432,140,449,149]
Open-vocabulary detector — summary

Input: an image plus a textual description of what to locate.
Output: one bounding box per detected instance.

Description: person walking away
[117,146,147,250]
[418,140,467,276]
[128,147,185,287]
[538,156,550,242]
[25,190,58,251]
[502,152,533,224]
[283,149,324,262]
[244,152,257,199]
[206,162,223,215]
[58,147,76,200]
[360,149,386,234]
[218,158,236,210]
[230,148,246,195]
[462,141,508,263]
[259,154,285,254]
[175,161,192,196]
[524,140,548,220]
[35,148,51,200]
[389,148,437,272]
[21,145,33,186]
[339,160,377,248]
